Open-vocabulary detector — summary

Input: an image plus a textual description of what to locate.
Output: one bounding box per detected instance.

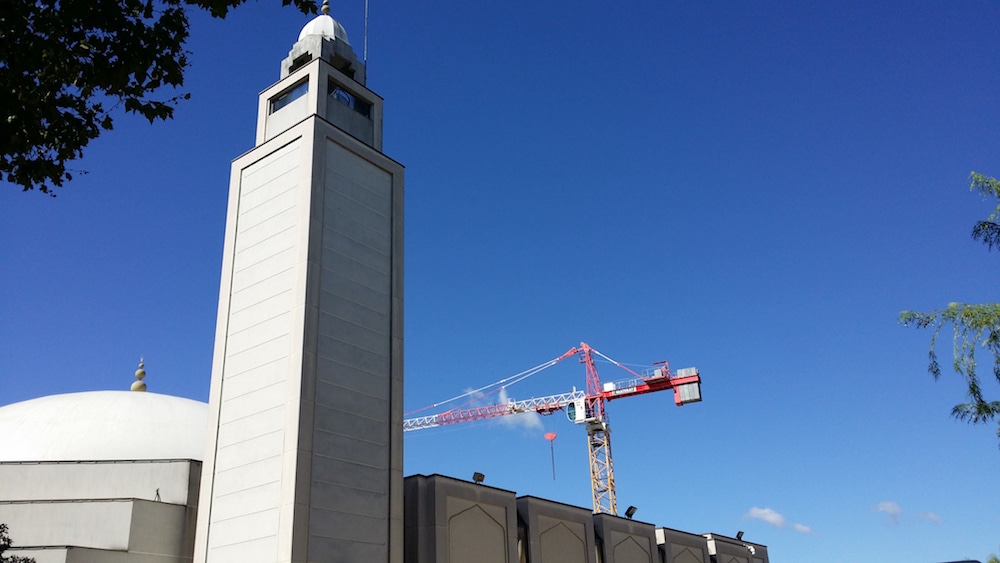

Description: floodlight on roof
[472,472,485,484]
[624,506,637,519]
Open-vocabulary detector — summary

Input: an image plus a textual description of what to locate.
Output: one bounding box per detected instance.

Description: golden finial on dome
[321,0,330,15]
[131,358,147,392]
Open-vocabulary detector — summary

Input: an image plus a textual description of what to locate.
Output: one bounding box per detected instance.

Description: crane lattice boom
[402,390,587,431]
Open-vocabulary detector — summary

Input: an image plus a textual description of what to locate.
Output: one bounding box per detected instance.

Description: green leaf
[900,175,1000,447]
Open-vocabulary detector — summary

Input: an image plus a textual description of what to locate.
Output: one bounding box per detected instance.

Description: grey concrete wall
[655,528,709,563]
[702,534,767,563]
[516,496,596,563]
[0,460,199,506]
[0,460,200,563]
[129,500,191,558]
[593,514,657,563]
[750,544,769,563]
[2,548,74,563]
[0,499,188,558]
[404,474,518,563]
[0,500,134,551]
[8,546,194,563]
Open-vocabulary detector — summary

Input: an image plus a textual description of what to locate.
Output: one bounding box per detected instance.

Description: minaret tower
[194,4,404,562]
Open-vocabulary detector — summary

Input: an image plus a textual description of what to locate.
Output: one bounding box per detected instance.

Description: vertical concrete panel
[307,137,395,559]
[538,520,587,563]
[127,500,189,557]
[655,528,709,563]
[656,528,709,563]
[0,501,133,550]
[752,544,770,563]
[611,535,650,563]
[403,475,517,563]
[593,514,656,563]
[517,496,595,563]
[203,138,303,563]
[449,505,507,563]
[671,548,705,563]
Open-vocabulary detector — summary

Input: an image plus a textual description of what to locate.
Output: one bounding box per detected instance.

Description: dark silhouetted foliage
[0,0,317,195]
[0,523,35,563]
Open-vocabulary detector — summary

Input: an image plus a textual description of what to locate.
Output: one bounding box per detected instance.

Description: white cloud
[745,507,786,528]
[744,508,816,536]
[917,512,942,523]
[457,387,544,432]
[793,523,815,535]
[494,387,544,431]
[874,501,903,525]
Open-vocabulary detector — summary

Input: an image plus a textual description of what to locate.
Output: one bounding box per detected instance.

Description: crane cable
[590,347,645,378]
[404,353,569,417]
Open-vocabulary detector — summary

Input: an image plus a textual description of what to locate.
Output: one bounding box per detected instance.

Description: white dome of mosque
[0,391,208,462]
[298,8,350,44]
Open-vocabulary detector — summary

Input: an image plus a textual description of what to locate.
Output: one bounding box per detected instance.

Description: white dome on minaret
[298,0,350,44]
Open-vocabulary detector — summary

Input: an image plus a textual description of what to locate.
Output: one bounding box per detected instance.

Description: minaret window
[329,82,371,118]
[271,80,309,113]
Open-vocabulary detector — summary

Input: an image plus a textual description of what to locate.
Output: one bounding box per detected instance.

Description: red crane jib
[600,374,702,405]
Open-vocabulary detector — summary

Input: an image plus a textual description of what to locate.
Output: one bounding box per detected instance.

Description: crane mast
[580,343,617,515]
[403,343,702,515]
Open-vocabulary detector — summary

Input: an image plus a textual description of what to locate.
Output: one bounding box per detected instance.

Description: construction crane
[403,342,702,515]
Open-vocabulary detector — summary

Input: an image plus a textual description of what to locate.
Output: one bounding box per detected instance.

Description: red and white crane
[403,342,702,515]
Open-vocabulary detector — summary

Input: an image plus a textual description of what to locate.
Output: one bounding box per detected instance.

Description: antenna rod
[363,0,369,64]
[545,432,557,480]
[550,440,556,480]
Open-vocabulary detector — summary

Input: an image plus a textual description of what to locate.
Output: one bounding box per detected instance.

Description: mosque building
[0,5,768,563]
[0,379,767,562]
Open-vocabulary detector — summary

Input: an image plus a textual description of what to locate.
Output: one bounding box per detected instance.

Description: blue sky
[2,1,999,561]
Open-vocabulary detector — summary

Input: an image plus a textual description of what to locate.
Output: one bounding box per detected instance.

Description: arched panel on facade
[449,504,507,563]
[539,521,586,563]
[613,535,651,563]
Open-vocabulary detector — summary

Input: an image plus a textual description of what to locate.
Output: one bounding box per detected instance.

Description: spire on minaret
[131,358,147,392]
[283,0,363,83]
[296,0,348,44]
